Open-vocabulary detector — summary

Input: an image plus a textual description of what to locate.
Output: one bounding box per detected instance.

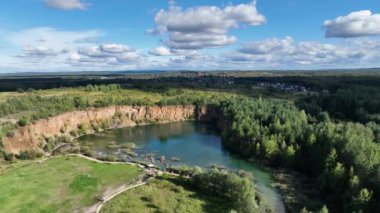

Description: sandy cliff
[3,105,214,154]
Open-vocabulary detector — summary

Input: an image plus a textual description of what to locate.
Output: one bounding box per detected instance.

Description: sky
[0,0,380,72]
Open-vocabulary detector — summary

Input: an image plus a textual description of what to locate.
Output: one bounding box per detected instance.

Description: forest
[219,97,380,212]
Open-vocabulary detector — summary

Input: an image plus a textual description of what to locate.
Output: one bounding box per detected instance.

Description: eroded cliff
[3,105,214,154]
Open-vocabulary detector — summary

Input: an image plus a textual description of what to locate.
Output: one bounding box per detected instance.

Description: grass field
[0,156,142,213]
[101,176,231,213]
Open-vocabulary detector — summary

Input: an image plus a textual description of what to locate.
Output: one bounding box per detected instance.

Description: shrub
[98,155,116,162]
[6,131,15,137]
[105,155,116,162]
[100,121,110,130]
[4,153,15,161]
[107,144,121,149]
[57,135,71,143]
[83,150,96,158]
[43,143,54,153]
[80,146,90,153]
[69,130,78,137]
[77,123,88,135]
[121,143,136,149]
[17,150,43,160]
[91,123,100,132]
[17,116,29,127]
[16,88,25,93]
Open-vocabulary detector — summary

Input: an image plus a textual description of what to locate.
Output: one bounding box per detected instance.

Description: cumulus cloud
[72,43,141,64]
[0,27,145,71]
[324,10,380,38]
[8,27,102,50]
[148,1,265,50]
[2,26,380,71]
[239,36,294,54]
[4,27,103,64]
[168,51,218,69]
[99,43,134,53]
[17,46,58,58]
[223,36,379,68]
[44,0,89,10]
[149,46,171,56]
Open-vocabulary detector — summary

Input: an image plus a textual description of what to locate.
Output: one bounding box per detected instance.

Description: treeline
[171,167,271,213]
[191,168,259,213]
[298,86,380,124]
[218,98,380,212]
[0,85,232,121]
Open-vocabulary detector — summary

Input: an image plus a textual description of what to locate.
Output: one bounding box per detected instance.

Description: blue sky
[0,0,380,72]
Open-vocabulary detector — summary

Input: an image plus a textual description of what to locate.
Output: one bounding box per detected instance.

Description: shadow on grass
[140,196,163,213]
[154,176,232,213]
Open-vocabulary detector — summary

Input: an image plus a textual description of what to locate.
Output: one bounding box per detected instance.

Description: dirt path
[39,154,144,168]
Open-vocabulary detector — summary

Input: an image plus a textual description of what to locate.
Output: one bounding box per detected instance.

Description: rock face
[3,105,214,154]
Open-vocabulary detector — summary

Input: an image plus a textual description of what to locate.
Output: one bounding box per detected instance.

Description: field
[0,156,142,213]
[101,176,230,213]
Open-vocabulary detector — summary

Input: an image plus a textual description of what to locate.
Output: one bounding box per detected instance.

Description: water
[78,121,285,212]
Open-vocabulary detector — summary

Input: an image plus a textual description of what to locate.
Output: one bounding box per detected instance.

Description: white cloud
[224,1,266,26]
[99,43,134,53]
[0,27,145,71]
[2,26,380,72]
[168,51,218,69]
[17,46,58,58]
[44,0,89,10]
[149,46,171,56]
[324,10,380,38]
[239,36,294,54]
[71,43,141,64]
[149,1,265,50]
[8,27,102,50]
[223,37,380,69]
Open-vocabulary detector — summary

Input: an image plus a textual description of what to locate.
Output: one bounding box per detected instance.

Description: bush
[121,143,136,149]
[98,155,116,162]
[105,155,116,162]
[6,131,15,137]
[81,146,95,157]
[17,116,29,127]
[57,135,71,143]
[17,150,43,160]
[80,146,90,153]
[83,150,96,158]
[91,123,101,132]
[100,121,110,130]
[4,153,15,161]
[77,123,88,135]
[69,130,78,137]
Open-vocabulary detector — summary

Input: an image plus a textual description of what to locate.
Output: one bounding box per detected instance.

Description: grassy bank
[101,176,230,213]
[0,156,142,212]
